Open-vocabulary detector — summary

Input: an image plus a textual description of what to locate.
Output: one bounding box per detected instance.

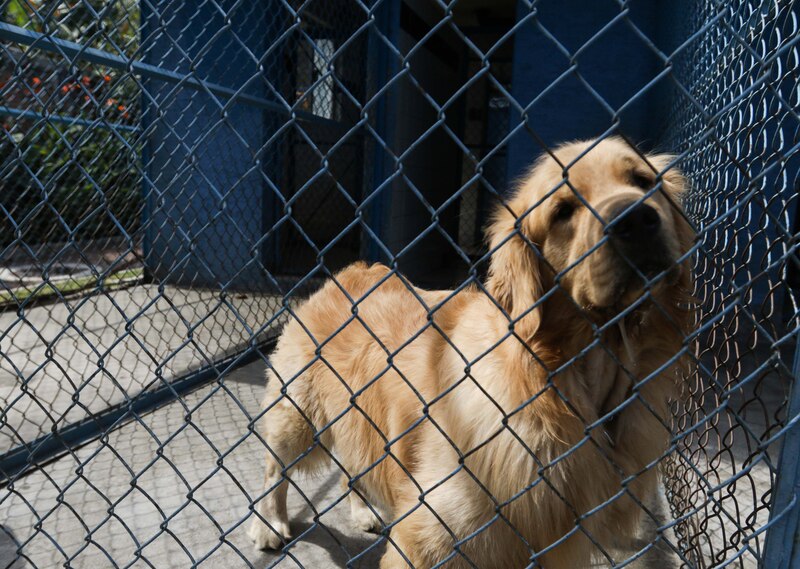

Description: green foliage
[1,0,143,247]
[5,0,139,54]
[1,122,141,246]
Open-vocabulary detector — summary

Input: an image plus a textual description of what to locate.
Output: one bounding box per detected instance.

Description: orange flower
[61,85,70,94]
[82,76,91,85]
[117,104,125,111]
[104,75,111,82]
[32,77,41,86]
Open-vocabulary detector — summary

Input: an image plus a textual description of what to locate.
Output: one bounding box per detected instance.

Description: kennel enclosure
[1,0,800,567]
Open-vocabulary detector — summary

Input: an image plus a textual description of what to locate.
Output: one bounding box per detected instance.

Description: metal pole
[762,330,800,568]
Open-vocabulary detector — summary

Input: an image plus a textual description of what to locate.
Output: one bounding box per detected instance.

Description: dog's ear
[486,206,544,341]
[651,154,686,201]
[651,154,695,254]
[650,154,695,304]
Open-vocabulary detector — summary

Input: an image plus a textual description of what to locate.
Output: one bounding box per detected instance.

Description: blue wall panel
[142,0,284,290]
[507,0,661,182]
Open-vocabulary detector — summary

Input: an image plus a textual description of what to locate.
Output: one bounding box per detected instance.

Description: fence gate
[1,0,800,568]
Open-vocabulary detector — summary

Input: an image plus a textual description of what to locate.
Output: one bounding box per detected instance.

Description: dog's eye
[631,171,654,190]
[552,202,576,222]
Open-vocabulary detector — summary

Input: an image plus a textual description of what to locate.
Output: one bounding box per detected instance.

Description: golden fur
[249,137,694,568]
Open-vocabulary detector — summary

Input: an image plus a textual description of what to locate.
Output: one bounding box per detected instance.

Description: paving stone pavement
[2,360,386,569]
[0,285,282,450]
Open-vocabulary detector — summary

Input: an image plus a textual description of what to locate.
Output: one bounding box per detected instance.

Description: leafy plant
[1,0,142,247]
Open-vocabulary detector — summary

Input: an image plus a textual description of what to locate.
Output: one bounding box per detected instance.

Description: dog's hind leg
[249,376,322,550]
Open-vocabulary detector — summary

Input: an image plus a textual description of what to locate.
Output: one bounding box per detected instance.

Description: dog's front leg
[341,474,383,533]
[379,512,456,569]
[380,529,429,569]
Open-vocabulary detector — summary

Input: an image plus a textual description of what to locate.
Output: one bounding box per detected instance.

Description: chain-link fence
[1,0,799,567]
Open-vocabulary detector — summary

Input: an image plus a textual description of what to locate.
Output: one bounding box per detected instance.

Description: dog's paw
[350,502,383,533]
[249,517,291,550]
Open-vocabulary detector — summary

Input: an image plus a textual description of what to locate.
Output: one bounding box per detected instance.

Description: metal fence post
[363,0,400,265]
[763,332,800,568]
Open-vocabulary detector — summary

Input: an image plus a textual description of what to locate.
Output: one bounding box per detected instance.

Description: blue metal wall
[141,0,284,290]
[506,0,663,181]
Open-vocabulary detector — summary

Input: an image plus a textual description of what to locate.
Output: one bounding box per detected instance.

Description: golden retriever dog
[248,137,694,568]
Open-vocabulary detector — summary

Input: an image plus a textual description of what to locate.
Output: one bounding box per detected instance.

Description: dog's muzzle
[606,202,672,278]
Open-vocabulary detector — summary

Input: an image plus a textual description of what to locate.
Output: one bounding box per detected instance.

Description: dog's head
[486,137,693,339]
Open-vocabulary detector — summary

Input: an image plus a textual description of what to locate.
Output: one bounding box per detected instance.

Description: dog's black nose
[608,203,660,240]
[607,203,668,275]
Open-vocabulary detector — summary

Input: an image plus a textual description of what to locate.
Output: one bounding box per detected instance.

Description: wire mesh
[660,1,800,566]
[0,0,798,568]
